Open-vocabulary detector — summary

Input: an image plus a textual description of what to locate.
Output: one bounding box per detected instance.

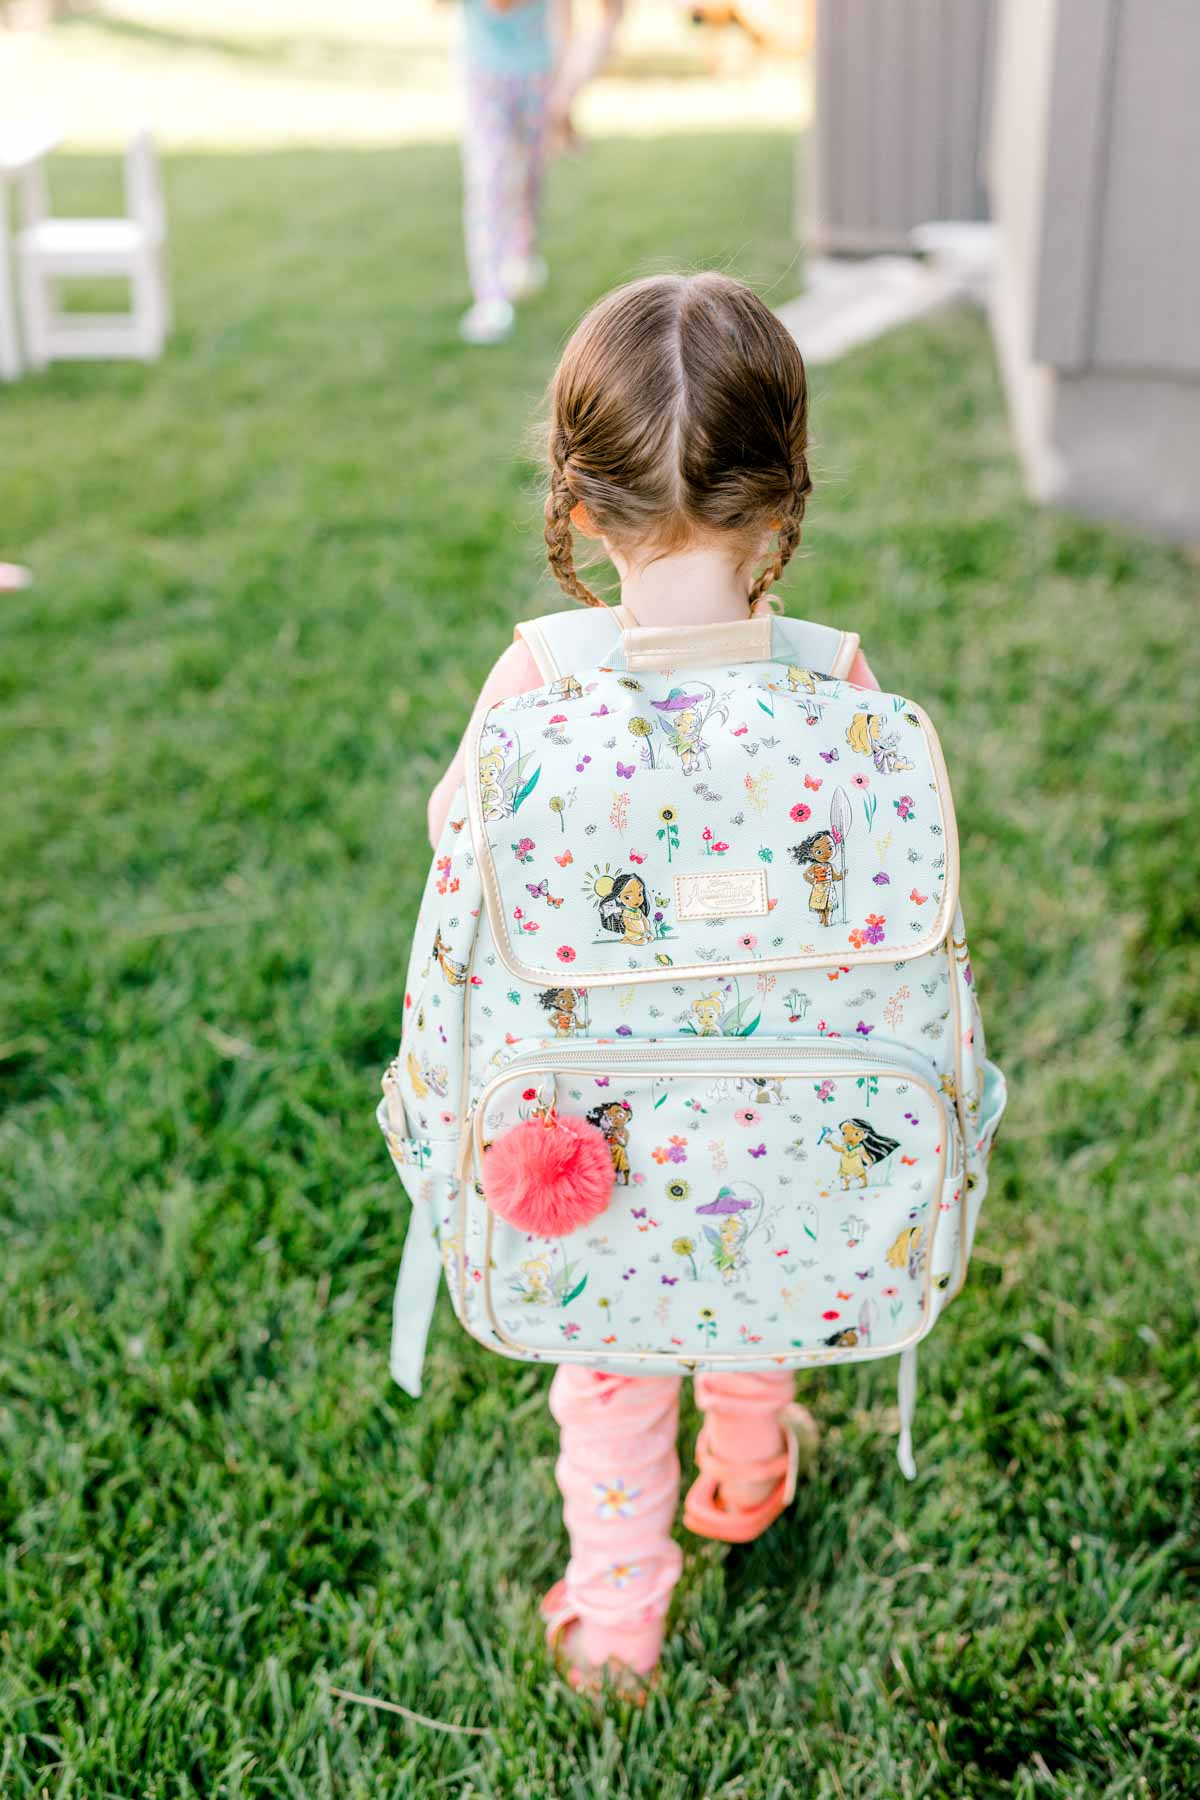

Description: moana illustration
[649,682,727,774]
[846,711,913,775]
[790,829,844,927]
[538,987,584,1037]
[594,869,655,947]
[586,1098,633,1185]
[825,1118,900,1190]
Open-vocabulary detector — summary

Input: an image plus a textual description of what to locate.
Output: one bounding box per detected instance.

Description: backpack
[379,607,1006,1475]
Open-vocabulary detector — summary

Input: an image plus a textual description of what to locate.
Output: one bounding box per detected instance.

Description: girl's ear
[571,500,602,539]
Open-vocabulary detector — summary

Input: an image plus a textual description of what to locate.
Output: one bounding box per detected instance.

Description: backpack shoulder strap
[770,616,860,680]
[514,607,623,681]
[515,607,860,682]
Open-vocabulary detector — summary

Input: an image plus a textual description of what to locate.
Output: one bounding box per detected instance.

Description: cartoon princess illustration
[790,829,844,927]
[846,711,913,775]
[539,987,584,1038]
[649,683,726,774]
[594,870,655,946]
[432,926,469,987]
[690,991,725,1036]
[824,1118,900,1190]
[586,1099,633,1185]
[886,1222,926,1279]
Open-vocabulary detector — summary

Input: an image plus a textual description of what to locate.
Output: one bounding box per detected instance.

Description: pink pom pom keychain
[482,1106,615,1238]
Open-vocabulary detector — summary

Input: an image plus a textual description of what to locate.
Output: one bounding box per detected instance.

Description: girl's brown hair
[543,272,811,609]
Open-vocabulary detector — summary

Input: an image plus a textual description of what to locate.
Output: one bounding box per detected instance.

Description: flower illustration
[697,1305,718,1344]
[556,945,576,963]
[561,1320,581,1340]
[652,1136,688,1165]
[617,676,643,691]
[672,1236,695,1255]
[736,932,758,951]
[733,1107,761,1128]
[666,1179,691,1202]
[851,773,870,789]
[894,795,915,820]
[702,826,713,842]
[659,806,677,824]
[873,871,891,885]
[883,1285,899,1298]
[698,1306,715,1321]
[789,802,812,823]
[628,717,653,738]
[522,1087,537,1101]
[548,795,567,831]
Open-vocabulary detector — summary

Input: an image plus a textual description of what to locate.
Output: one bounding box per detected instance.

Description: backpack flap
[467,647,959,988]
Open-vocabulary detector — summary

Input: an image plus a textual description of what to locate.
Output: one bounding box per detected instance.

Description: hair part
[543,273,812,610]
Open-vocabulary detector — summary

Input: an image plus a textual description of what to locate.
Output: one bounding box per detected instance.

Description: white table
[0,124,60,380]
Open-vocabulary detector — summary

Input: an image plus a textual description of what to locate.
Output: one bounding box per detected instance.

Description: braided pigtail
[544,464,603,608]
[748,454,812,606]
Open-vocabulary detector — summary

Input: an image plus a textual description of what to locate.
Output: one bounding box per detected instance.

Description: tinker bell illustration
[695,1181,767,1283]
[822,1118,900,1190]
[477,726,540,822]
[649,682,728,774]
[588,867,660,947]
[846,711,913,776]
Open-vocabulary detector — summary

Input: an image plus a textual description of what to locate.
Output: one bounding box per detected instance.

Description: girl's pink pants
[549,1366,794,1673]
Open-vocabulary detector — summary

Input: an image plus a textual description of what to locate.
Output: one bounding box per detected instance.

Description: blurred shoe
[0,562,32,591]
[502,254,549,302]
[459,299,515,346]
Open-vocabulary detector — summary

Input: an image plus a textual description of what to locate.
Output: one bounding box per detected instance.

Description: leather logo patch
[673,867,770,922]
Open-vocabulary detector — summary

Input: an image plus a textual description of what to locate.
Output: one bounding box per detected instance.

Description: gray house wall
[989,0,1200,541]
[807,0,996,252]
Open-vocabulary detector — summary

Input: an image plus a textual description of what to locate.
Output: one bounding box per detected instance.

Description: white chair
[15,131,169,367]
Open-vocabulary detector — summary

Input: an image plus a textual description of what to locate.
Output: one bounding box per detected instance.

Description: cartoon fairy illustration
[886,1221,926,1280]
[695,1182,766,1283]
[846,712,913,775]
[790,829,844,927]
[586,1099,633,1185]
[649,682,727,774]
[551,673,583,702]
[690,991,725,1036]
[538,986,585,1038]
[824,1118,900,1190]
[593,869,657,947]
[510,1245,588,1307]
[477,729,540,822]
[433,926,469,987]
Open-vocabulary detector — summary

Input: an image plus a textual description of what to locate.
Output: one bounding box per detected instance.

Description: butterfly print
[616,762,635,779]
[748,1143,767,1158]
[819,749,839,762]
[555,851,573,867]
[632,1207,647,1219]
[629,851,646,864]
[448,817,466,832]
[804,774,823,790]
[732,725,748,737]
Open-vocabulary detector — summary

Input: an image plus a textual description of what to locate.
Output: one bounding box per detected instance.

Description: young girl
[458,0,564,346]
[425,272,881,1691]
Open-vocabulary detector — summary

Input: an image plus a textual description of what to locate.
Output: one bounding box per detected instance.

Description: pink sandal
[683,1403,819,1543]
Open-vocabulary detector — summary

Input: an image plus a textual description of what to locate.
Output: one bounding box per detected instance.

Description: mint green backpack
[379,609,1005,1474]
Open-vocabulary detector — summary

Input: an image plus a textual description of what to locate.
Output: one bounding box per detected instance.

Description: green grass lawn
[2,132,1199,1799]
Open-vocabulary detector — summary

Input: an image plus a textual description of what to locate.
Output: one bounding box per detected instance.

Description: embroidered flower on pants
[593,1478,640,1520]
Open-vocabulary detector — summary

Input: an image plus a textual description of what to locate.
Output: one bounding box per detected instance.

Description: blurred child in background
[458,0,626,344]
[459,0,561,346]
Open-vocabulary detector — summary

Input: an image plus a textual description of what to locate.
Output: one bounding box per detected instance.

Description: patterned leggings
[549,1366,794,1672]
[461,68,551,306]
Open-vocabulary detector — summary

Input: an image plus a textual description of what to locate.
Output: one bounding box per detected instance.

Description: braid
[748,453,812,606]
[544,464,604,608]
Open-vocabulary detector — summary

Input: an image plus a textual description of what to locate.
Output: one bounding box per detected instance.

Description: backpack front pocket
[465,1040,957,1371]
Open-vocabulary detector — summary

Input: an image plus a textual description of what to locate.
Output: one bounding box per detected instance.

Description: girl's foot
[459,298,515,346]
[0,563,32,591]
[501,252,549,301]
[683,1404,818,1544]
[540,1581,661,1701]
